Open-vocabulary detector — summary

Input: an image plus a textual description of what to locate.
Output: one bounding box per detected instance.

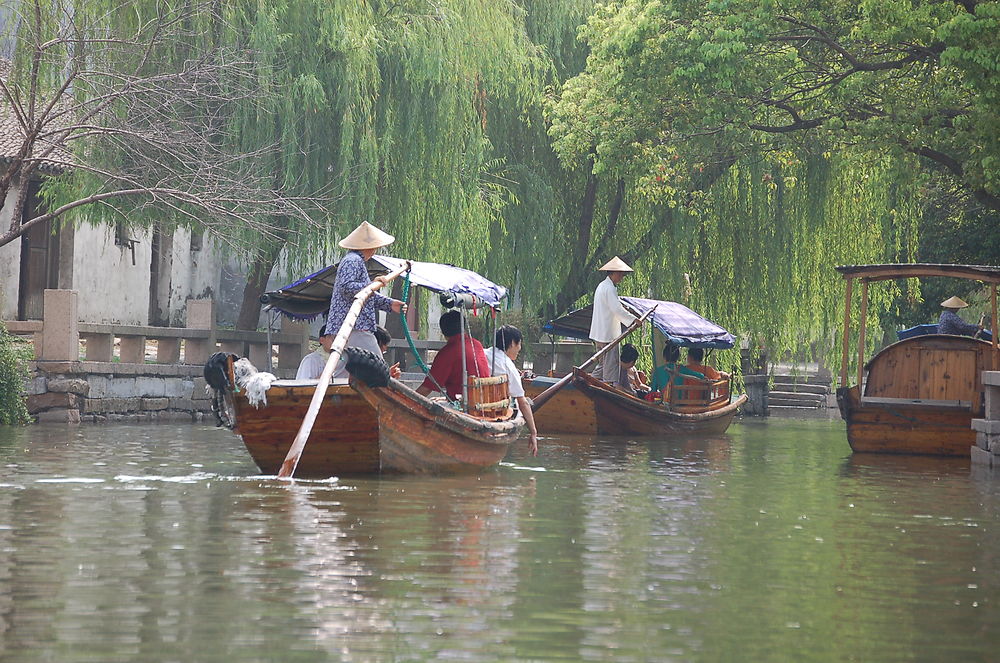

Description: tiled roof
[0,59,74,174]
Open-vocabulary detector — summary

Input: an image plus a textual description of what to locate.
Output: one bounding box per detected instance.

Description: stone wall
[25,360,216,424]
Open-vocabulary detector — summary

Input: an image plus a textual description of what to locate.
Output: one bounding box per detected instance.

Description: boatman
[589,256,641,383]
[938,296,983,337]
[327,221,407,379]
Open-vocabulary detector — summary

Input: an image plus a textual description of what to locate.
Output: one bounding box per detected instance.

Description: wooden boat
[835,263,1000,456]
[529,296,746,436]
[350,373,524,474]
[232,381,379,477]
[222,257,517,477]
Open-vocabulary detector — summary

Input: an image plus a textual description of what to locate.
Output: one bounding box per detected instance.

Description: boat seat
[861,396,972,409]
[467,374,511,420]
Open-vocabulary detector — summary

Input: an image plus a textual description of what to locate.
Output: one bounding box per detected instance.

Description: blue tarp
[542,296,735,349]
[896,323,993,342]
[260,255,508,320]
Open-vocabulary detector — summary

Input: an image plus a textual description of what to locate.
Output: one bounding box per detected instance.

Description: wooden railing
[668,377,731,409]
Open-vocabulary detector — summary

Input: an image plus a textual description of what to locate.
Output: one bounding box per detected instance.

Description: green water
[0,417,997,661]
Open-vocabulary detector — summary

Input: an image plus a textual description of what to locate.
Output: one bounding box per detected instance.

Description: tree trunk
[235,244,283,330]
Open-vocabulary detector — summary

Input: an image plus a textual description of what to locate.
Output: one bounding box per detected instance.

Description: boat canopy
[835,263,1000,283]
[543,296,735,349]
[260,255,508,320]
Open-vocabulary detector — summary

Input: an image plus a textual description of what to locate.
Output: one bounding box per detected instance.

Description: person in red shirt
[416,310,490,400]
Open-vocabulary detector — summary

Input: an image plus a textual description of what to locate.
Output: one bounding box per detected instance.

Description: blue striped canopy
[261,255,508,321]
[542,296,735,349]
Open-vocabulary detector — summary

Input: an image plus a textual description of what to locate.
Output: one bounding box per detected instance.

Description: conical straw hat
[940,295,969,309]
[338,221,395,250]
[598,256,633,272]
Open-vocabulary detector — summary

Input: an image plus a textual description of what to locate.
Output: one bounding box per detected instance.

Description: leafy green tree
[0,322,30,425]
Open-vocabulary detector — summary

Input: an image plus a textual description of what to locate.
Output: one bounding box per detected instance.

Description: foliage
[538,0,1000,371]
[0,322,31,425]
[0,0,326,252]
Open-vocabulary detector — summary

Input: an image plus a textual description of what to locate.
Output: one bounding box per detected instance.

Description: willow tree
[225,0,549,328]
[539,0,996,366]
[0,0,324,252]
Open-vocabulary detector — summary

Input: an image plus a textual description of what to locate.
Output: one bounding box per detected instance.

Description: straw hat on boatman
[938,295,983,337]
[588,256,643,383]
[325,221,407,380]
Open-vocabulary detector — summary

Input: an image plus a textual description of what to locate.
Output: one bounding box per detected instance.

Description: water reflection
[0,420,1000,660]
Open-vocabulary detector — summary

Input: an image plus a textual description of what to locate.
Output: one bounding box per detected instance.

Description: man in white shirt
[295,325,333,380]
[589,256,640,383]
[483,325,539,455]
[297,324,401,381]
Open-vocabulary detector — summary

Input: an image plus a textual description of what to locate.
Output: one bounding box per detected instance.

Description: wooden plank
[857,279,868,389]
[840,277,853,389]
[861,396,971,409]
[835,263,1000,283]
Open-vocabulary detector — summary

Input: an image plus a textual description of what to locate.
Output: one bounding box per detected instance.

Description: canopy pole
[840,277,853,389]
[992,284,998,371]
[857,279,869,390]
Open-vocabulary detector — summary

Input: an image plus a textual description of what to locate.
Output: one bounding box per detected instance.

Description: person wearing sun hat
[589,256,641,383]
[326,221,407,379]
[938,295,983,337]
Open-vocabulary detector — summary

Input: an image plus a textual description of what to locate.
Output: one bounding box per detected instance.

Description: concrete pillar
[972,371,1000,466]
[743,374,769,416]
[82,332,114,362]
[120,335,146,364]
[157,337,180,363]
[41,289,79,361]
[248,342,270,369]
[278,317,309,369]
[184,299,216,365]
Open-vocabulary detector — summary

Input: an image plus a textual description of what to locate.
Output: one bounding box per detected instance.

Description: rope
[400,271,455,405]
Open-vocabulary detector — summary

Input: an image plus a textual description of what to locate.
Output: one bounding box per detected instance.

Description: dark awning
[542,296,735,349]
[260,255,508,320]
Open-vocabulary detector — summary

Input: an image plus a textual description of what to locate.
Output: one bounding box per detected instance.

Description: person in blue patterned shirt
[327,221,407,379]
[938,295,983,337]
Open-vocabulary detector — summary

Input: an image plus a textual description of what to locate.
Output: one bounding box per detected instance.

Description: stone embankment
[25,360,217,424]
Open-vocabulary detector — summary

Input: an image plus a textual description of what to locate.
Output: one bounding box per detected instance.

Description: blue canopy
[897,323,993,342]
[542,296,735,349]
[260,255,508,320]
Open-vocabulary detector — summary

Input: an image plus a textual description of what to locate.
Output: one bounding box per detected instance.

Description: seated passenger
[617,343,649,396]
[295,325,333,380]
[938,296,983,337]
[373,326,402,379]
[651,344,705,393]
[484,325,538,455]
[685,347,727,381]
[416,310,490,400]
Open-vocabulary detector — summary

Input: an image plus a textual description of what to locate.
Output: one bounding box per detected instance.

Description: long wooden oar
[277,261,410,478]
[532,307,653,412]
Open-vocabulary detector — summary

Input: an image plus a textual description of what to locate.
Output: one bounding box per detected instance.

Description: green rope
[400,272,433,375]
[400,272,455,405]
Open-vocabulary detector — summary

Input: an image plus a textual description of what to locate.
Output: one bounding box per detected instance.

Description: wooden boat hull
[836,385,975,456]
[527,371,745,436]
[352,379,524,474]
[524,377,598,435]
[232,383,380,477]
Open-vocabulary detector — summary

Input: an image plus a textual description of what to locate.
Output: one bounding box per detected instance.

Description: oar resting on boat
[532,308,652,412]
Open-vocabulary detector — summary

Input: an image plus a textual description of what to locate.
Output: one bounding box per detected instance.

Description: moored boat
[834,263,1000,456]
[528,297,746,436]
[222,256,516,476]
